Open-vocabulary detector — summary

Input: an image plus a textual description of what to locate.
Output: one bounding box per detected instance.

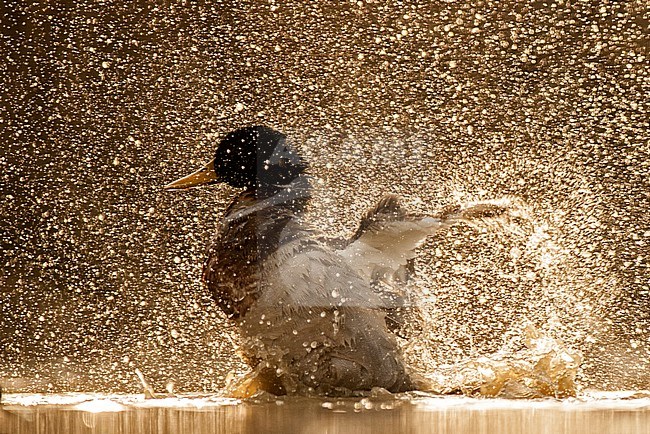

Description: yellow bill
[164,159,219,190]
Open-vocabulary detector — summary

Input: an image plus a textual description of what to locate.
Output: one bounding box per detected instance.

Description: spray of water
[1,1,648,394]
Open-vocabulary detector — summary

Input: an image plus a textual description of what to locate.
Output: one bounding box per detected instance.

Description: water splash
[423,325,581,398]
[1,0,647,394]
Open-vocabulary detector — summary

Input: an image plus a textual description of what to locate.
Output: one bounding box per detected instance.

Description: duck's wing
[336,195,508,338]
[338,194,508,283]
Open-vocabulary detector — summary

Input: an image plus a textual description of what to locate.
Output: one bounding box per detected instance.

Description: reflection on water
[2,393,649,434]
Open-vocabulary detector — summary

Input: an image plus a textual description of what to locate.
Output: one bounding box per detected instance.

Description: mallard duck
[165,126,505,396]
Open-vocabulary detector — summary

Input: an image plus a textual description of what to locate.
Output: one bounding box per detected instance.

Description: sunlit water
[1,1,648,432]
[2,392,650,434]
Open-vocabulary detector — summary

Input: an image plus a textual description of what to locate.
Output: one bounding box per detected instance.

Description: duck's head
[164,126,308,196]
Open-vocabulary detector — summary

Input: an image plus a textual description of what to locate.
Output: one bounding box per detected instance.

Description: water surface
[3,392,650,434]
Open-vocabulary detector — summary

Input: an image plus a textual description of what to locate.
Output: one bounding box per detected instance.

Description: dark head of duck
[164,126,312,253]
[165,125,310,198]
[214,126,309,198]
